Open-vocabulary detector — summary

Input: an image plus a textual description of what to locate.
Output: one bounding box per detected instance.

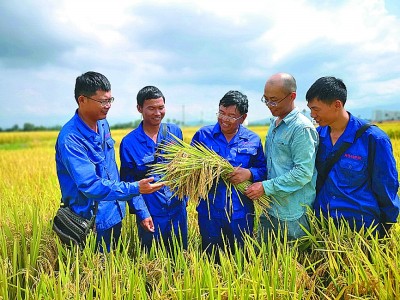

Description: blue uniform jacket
[191,123,267,220]
[315,113,400,231]
[120,122,187,221]
[55,111,139,231]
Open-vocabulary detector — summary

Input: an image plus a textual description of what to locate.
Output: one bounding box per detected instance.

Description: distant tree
[50,125,62,131]
[171,119,181,126]
[23,123,36,131]
[110,119,141,130]
[11,124,19,131]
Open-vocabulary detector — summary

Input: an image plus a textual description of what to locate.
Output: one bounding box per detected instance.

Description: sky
[1,0,399,129]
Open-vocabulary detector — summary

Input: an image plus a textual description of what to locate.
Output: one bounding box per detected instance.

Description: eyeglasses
[261,92,292,107]
[84,95,114,107]
[216,112,243,122]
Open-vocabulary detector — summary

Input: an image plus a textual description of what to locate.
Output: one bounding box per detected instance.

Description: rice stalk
[150,134,271,214]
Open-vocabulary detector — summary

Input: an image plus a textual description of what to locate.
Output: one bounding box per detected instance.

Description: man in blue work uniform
[191,90,267,259]
[245,73,318,242]
[120,86,188,252]
[306,76,399,236]
[55,72,164,252]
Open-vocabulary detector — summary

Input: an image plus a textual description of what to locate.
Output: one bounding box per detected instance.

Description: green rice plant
[1,127,400,299]
[150,135,272,215]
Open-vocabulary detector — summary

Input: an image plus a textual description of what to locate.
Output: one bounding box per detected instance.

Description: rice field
[0,123,400,299]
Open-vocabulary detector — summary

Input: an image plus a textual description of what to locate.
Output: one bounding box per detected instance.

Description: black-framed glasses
[84,95,114,107]
[261,92,292,107]
[216,112,243,122]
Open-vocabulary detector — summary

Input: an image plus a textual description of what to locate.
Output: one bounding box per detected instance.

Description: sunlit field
[1,123,400,299]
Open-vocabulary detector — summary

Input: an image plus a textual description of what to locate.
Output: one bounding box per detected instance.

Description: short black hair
[219,90,248,115]
[74,71,111,104]
[137,86,165,107]
[306,76,347,105]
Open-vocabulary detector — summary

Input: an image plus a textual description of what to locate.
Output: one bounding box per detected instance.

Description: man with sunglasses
[191,90,267,262]
[245,73,318,242]
[55,71,164,252]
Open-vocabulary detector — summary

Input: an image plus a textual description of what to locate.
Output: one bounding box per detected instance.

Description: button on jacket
[55,111,140,231]
[120,122,187,221]
[315,113,400,231]
[263,108,319,221]
[191,123,267,220]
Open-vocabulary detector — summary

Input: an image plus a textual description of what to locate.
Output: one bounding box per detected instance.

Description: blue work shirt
[191,123,267,220]
[315,113,400,231]
[263,108,319,221]
[120,122,187,221]
[55,111,140,231]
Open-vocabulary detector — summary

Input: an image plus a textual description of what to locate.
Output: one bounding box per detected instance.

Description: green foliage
[0,128,399,299]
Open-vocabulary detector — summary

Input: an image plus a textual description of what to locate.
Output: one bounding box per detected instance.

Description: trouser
[198,214,254,258]
[95,222,122,253]
[137,207,188,252]
[258,214,310,243]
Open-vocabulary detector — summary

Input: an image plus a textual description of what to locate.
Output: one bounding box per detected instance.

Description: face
[137,97,165,127]
[263,83,295,119]
[307,98,340,126]
[79,90,112,122]
[217,105,246,135]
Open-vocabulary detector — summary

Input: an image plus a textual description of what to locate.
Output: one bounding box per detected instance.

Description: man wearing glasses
[245,73,318,242]
[55,71,163,252]
[191,90,267,262]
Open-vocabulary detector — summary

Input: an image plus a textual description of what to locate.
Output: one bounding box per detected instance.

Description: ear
[289,91,297,101]
[137,104,142,113]
[334,99,343,109]
[240,113,248,124]
[77,95,86,105]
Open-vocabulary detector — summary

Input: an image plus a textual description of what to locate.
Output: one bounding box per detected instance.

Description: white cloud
[0,0,399,128]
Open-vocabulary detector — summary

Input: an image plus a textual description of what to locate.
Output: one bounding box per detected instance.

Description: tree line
[0,118,186,132]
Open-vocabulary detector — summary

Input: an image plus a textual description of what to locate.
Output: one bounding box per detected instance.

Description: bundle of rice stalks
[150,135,271,214]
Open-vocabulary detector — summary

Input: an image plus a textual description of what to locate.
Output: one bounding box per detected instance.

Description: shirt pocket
[338,157,367,185]
[86,144,107,178]
[274,138,291,164]
[235,146,257,167]
[135,156,153,179]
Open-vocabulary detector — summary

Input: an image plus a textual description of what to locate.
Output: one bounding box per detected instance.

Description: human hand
[244,182,265,201]
[139,177,165,194]
[140,217,155,232]
[226,167,252,185]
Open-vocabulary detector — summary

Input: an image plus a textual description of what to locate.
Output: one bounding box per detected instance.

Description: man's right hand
[138,177,164,194]
[140,217,155,232]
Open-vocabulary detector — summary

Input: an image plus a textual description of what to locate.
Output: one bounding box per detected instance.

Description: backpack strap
[316,123,373,193]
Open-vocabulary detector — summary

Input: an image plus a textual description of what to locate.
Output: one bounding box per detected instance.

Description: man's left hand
[244,182,266,201]
[226,167,252,185]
